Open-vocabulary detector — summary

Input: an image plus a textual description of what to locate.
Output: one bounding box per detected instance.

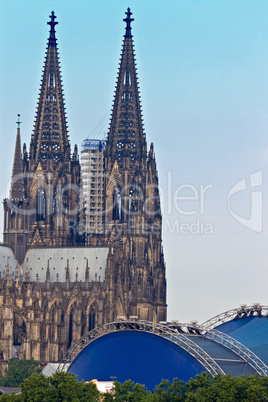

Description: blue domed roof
[68,330,203,391]
[63,307,268,390]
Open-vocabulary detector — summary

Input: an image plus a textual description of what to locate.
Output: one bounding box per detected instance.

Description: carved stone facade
[0,9,166,363]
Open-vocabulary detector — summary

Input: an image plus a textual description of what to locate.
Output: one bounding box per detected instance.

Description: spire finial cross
[16,114,21,129]
[47,11,58,46]
[124,7,134,38]
[48,11,58,33]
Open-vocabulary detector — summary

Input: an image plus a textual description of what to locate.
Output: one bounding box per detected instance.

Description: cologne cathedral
[0,9,166,363]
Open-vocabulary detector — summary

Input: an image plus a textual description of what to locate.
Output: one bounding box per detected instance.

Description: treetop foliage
[0,358,41,387]
[1,371,268,401]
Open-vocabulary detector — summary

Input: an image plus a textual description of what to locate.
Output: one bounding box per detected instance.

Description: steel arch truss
[203,327,268,376]
[201,305,268,331]
[166,319,268,376]
[58,320,225,376]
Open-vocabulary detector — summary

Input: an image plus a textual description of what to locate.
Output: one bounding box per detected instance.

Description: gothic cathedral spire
[4,12,81,253]
[105,8,147,171]
[103,9,167,323]
[10,115,24,199]
[29,11,71,170]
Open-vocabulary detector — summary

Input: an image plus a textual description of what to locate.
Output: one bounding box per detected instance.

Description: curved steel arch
[203,327,268,376]
[165,321,268,377]
[201,305,268,331]
[58,320,225,376]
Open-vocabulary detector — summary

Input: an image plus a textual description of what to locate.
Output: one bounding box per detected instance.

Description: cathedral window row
[43,114,59,122]
[120,112,134,119]
[119,120,135,127]
[45,95,57,104]
[115,152,138,162]
[120,105,133,111]
[121,92,133,102]
[116,139,136,149]
[40,142,61,151]
[44,107,58,113]
[42,131,59,139]
[117,129,135,137]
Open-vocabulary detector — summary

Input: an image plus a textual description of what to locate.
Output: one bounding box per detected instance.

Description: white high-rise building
[81,139,106,234]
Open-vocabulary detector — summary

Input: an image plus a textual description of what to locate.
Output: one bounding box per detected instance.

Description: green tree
[0,394,22,402]
[153,378,186,401]
[103,379,152,401]
[21,371,100,402]
[0,358,41,387]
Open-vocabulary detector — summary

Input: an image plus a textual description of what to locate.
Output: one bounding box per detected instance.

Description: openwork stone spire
[29,11,70,169]
[106,8,147,169]
[10,114,24,199]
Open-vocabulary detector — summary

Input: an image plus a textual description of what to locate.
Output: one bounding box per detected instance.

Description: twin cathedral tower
[0,10,166,362]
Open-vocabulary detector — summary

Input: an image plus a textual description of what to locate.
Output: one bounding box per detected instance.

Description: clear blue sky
[1,0,268,323]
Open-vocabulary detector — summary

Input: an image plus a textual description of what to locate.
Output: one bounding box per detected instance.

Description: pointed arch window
[36,187,46,221]
[113,186,122,221]
[129,184,143,214]
[116,140,124,149]
[123,70,131,87]
[40,142,49,151]
[53,154,60,161]
[52,142,60,151]
[88,305,95,332]
[116,152,123,162]
[67,309,73,349]
[49,73,55,88]
[130,151,137,161]
[128,140,136,149]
